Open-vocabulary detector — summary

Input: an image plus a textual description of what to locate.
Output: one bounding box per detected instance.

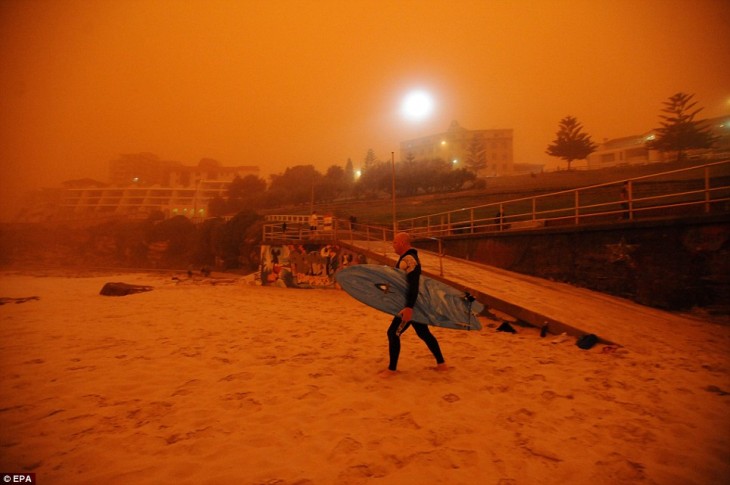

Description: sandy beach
[1,271,728,484]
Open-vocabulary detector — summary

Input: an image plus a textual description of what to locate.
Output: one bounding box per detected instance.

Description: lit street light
[395,88,436,235]
[391,152,396,234]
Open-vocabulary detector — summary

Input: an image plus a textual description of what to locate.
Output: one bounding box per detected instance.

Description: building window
[601,153,616,163]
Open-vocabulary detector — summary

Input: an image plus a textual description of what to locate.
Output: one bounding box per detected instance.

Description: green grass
[268,159,728,226]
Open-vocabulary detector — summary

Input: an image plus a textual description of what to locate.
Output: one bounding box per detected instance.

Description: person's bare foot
[378,369,397,378]
[435,363,448,371]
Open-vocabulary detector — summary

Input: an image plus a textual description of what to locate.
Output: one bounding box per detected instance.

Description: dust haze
[1,0,729,221]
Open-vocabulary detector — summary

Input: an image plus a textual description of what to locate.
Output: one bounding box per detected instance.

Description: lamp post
[397,88,435,236]
[390,151,397,235]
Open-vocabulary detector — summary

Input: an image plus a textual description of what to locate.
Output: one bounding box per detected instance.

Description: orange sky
[1,0,729,220]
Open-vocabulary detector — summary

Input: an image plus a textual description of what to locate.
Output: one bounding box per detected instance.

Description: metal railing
[263,218,394,249]
[397,159,730,238]
[262,159,730,246]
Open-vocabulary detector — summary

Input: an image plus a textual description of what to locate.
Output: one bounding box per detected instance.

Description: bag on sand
[496,321,517,333]
[576,334,598,350]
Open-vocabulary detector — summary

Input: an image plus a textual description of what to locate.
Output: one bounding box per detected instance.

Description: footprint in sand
[296,385,328,401]
[329,436,363,460]
[218,371,254,382]
[171,379,203,397]
[705,385,729,396]
[338,463,387,482]
[442,393,460,403]
[126,401,174,426]
[593,452,646,482]
[385,411,421,429]
[220,392,262,411]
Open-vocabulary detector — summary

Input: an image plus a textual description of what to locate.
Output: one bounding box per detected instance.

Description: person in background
[309,211,318,232]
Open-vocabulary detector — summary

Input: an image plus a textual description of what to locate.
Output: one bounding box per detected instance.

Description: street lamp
[396,88,436,235]
[391,152,396,235]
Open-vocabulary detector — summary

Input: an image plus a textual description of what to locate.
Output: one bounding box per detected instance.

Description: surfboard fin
[463,292,480,330]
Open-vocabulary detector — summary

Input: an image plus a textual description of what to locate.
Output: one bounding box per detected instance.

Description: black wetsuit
[386,248,445,371]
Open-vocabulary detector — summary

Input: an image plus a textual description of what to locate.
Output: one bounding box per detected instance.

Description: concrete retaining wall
[415,215,730,313]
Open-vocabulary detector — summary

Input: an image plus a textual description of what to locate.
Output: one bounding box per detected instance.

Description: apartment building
[109,153,259,187]
[400,120,514,177]
[53,155,260,220]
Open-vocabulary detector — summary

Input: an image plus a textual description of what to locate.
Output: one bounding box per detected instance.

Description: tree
[318,165,346,202]
[229,174,266,200]
[546,116,597,170]
[219,210,261,269]
[268,165,322,206]
[147,215,196,266]
[344,158,355,181]
[208,196,227,217]
[227,174,267,211]
[465,134,487,174]
[647,92,717,161]
[363,149,378,170]
[356,160,389,198]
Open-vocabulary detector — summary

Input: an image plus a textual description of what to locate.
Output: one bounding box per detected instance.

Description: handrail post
[438,238,444,276]
[531,198,536,221]
[574,190,580,225]
[627,181,634,221]
[704,166,711,213]
[470,208,474,233]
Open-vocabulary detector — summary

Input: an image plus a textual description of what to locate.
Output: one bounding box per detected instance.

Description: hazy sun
[401,90,435,122]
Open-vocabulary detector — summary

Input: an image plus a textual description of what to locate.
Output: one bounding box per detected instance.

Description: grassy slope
[278,159,716,226]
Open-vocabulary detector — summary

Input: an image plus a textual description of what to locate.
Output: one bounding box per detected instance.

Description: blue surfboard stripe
[335,264,483,331]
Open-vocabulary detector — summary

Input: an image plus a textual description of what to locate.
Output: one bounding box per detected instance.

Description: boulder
[99,282,153,296]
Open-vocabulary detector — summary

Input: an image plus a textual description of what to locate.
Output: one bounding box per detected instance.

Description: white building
[400,120,514,177]
[587,116,730,169]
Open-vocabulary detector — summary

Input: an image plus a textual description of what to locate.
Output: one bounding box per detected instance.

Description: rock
[99,282,153,296]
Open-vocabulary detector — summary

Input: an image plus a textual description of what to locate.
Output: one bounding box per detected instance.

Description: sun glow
[401,90,435,122]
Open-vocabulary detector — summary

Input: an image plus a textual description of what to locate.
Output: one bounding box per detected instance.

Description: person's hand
[398,307,413,323]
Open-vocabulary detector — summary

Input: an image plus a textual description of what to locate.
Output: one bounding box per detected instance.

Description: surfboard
[335,264,483,331]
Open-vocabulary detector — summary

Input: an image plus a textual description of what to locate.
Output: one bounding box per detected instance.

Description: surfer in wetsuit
[381,232,446,376]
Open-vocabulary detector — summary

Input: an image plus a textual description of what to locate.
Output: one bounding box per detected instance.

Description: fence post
[628,181,634,221]
[574,190,580,225]
[438,238,444,277]
[470,208,475,233]
[704,166,711,213]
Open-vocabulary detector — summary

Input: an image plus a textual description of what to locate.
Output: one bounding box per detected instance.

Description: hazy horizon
[1,0,729,221]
